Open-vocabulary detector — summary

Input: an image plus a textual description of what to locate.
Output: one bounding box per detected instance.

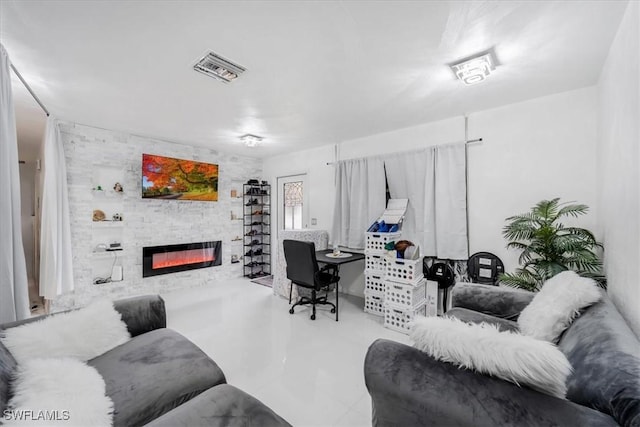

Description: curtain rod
[10,63,50,117]
[325,137,483,166]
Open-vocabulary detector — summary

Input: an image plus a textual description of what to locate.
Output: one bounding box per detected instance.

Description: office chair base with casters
[289,288,336,320]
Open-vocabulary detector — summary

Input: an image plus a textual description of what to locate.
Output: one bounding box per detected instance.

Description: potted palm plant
[500,198,605,291]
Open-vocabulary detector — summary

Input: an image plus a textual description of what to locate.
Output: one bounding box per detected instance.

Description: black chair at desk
[283,239,340,321]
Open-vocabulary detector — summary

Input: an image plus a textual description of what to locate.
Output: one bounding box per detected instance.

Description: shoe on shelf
[245,230,257,236]
[254,248,262,255]
[250,239,260,245]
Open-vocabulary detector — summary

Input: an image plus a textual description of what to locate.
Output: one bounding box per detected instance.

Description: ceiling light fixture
[450,49,498,86]
[240,134,263,147]
[194,51,246,83]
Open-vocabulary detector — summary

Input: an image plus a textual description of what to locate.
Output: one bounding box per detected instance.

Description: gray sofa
[0,295,290,427]
[365,283,640,426]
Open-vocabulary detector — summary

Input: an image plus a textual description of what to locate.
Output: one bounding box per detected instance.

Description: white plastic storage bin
[365,273,386,295]
[364,292,385,316]
[385,257,423,284]
[384,301,427,334]
[385,278,426,310]
[365,232,402,254]
[365,254,388,273]
[425,280,439,317]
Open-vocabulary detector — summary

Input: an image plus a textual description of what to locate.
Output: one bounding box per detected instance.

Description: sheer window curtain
[39,117,74,300]
[385,143,468,260]
[331,158,386,249]
[0,44,30,322]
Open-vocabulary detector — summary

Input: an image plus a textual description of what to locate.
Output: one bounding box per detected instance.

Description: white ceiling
[0,0,629,159]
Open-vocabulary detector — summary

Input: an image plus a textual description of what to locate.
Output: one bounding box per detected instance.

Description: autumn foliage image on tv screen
[142,154,219,201]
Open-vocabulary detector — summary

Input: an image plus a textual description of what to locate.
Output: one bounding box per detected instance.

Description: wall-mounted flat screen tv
[142,154,218,201]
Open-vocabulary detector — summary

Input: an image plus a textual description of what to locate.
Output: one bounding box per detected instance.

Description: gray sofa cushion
[89,328,226,427]
[145,384,292,427]
[452,283,535,321]
[446,307,520,332]
[0,340,17,414]
[558,293,640,426]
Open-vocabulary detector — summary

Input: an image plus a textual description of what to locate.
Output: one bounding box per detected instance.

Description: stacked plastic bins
[383,257,438,334]
[363,232,401,317]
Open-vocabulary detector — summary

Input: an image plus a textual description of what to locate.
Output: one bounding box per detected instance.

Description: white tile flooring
[162,278,411,427]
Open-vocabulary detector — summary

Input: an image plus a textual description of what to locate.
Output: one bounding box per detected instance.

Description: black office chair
[283,239,340,321]
[467,252,504,285]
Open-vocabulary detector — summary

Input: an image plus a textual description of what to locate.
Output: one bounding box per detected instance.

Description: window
[283,181,303,230]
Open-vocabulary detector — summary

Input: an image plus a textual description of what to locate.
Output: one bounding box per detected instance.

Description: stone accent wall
[55,122,261,311]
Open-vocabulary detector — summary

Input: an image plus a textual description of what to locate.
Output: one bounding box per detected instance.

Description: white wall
[264,87,600,298]
[57,122,261,310]
[597,0,640,337]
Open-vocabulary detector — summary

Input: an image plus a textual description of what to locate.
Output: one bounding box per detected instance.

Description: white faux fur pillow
[518,271,602,343]
[3,357,113,426]
[410,316,572,398]
[1,299,130,364]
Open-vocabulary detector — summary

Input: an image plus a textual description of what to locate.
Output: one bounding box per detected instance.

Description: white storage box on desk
[365,232,401,254]
[384,301,427,334]
[364,292,385,316]
[365,253,388,274]
[385,257,423,285]
[365,272,386,295]
[385,278,426,310]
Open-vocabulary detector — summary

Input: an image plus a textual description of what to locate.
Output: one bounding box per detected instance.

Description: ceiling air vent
[193,51,246,83]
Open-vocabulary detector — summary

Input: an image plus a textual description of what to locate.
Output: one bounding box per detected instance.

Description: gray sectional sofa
[0,295,290,427]
[365,283,640,426]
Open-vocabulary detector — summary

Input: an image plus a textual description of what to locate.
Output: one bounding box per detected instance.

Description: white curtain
[384,149,437,255]
[331,157,386,249]
[434,143,468,259]
[39,117,74,300]
[0,44,30,323]
[385,143,468,259]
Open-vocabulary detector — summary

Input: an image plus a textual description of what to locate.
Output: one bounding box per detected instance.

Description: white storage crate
[364,292,385,316]
[385,257,423,284]
[385,278,426,310]
[365,254,388,273]
[365,232,401,254]
[384,301,427,334]
[365,273,386,295]
[425,280,438,317]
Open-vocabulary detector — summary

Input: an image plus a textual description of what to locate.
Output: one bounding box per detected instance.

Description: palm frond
[556,203,589,219]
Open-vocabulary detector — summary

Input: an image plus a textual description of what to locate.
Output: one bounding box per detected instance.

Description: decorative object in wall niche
[142,154,218,202]
[113,182,123,192]
[92,209,106,222]
[500,198,605,291]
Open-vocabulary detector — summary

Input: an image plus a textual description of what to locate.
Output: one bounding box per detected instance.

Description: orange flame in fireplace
[152,248,215,269]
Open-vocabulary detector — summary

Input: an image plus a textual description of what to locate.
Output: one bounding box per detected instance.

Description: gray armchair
[364,283,640,426]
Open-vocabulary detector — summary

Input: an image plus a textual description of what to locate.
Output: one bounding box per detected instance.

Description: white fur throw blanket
[1,299,130,364]
[410,316,572,398]
[3,358,113,426]
[518,270,602,343]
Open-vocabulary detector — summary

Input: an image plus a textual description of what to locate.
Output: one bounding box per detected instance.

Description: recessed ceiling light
[240,134,263,147]
[194,51,246,83]
[450,49,498,86]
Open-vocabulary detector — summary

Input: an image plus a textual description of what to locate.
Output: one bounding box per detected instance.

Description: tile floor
[162,278,411,427]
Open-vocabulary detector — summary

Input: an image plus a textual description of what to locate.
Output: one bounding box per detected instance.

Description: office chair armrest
[318,264,338,275]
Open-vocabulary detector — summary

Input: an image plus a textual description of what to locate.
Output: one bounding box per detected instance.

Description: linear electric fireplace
[143,241,221,278]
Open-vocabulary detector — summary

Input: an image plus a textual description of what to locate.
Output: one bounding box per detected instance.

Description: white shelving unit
[91,164,126,284]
